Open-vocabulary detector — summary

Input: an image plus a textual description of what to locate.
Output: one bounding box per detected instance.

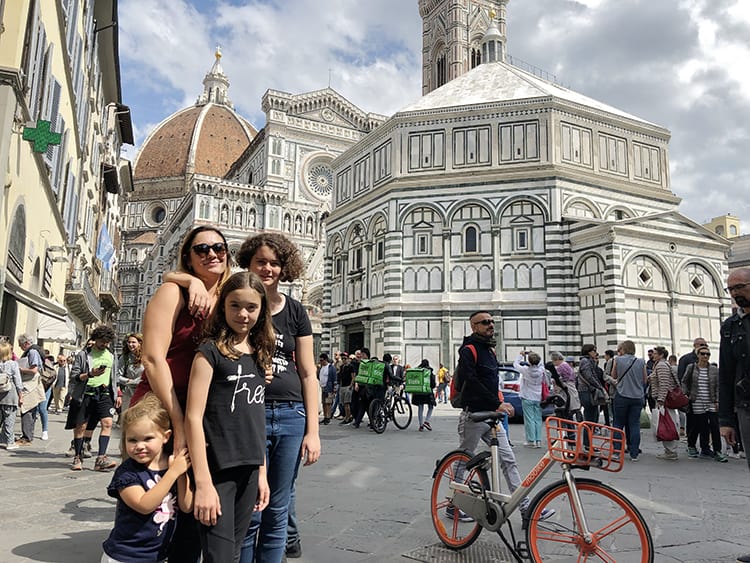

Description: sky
[118,0,750,232]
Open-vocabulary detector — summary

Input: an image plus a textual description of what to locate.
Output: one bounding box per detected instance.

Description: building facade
[0,0,132,349]
[419,0,508,94]
[322,2,732,368]
[117,52,383,338]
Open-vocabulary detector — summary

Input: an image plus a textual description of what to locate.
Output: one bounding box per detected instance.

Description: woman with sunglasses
[166,232,321,562]
[682,345,727,462]
[131,226,232,562]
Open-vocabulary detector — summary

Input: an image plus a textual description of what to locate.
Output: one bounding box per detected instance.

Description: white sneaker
[41,431,49,440]
[5,443,19,451]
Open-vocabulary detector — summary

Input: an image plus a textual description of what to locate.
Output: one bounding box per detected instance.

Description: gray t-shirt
[613,354,645,399]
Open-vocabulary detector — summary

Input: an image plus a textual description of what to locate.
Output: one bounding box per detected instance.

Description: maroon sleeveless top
[131,291,203,410]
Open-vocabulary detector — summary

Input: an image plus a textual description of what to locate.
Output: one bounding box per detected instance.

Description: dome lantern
[481,2,509,64]
[196,46,233,108]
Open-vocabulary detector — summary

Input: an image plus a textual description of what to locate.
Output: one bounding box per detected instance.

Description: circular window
[144,202,167,227]
[306,162,334,198]
[152,206,166,224]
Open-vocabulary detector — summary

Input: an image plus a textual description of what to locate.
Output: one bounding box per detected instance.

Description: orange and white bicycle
[431,413,654,562]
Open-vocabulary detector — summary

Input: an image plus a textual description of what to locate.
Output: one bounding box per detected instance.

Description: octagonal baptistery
[134,102,257,183]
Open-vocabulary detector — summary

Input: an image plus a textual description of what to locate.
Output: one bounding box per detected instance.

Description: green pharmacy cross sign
[22,119,61,153]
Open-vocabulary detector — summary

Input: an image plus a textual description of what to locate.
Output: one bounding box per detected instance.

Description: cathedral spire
[196,46,233,108]
[481,3,508,64]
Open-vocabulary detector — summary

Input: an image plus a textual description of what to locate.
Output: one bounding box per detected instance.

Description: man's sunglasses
[192,242,228,257]
[474,319,495,326]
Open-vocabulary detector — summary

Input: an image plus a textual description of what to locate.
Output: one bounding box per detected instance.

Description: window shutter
[44,79,61,166]
[28,22,47,119]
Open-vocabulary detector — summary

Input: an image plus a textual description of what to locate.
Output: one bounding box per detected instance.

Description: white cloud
[119,0,750,233]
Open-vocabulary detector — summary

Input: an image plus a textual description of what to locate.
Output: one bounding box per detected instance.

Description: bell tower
[418,0,509,95]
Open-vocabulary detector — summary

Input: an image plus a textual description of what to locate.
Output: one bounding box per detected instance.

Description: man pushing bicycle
[452,311,552,522]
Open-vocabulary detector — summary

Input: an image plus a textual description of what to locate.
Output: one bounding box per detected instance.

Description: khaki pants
[52,386,67,412]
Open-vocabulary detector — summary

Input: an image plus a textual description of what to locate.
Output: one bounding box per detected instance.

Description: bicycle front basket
[545,417,625,472]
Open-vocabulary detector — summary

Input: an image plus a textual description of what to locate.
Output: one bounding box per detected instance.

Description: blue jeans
[38,387,52,432]
[240,402,306,563]
[613,394,642,459]
[501,413,510,442]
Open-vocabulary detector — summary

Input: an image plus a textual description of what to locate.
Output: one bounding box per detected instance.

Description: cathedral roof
[399,60,659,128]
[133,51,257,181]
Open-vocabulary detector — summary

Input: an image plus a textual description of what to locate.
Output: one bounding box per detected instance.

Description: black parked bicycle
[368,382,413,433]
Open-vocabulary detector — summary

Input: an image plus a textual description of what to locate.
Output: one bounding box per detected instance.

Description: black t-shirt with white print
[264,296,312,403]
[197,341,266,472]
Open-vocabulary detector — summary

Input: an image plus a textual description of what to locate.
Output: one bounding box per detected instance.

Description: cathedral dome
[133,49,257,181]
[133,103,257,180]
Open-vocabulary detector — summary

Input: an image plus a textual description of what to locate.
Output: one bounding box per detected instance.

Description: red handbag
[656,408,679,442]
[541,378,550,401]
[664,387,689,410]
[663,368,690,411]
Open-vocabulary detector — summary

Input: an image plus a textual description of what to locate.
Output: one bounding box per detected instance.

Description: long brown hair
[122,332,143,366]
[203,271,276,367]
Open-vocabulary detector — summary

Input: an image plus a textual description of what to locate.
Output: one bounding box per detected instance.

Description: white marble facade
[321,1,732,369]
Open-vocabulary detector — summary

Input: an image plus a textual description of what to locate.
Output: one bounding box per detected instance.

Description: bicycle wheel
[369,399,388,434]
[526,477,653,563]
[391,396,412,429]
[430,450,487,550]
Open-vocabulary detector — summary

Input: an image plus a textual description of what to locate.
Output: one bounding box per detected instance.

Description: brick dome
[133,103,257,180]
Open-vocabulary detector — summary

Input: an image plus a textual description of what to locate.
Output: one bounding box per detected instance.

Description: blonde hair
[119,393,171,459]
[0,342,11,361]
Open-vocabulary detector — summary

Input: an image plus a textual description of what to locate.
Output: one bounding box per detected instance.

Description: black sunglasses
[192,242,228,257]
[698,352,711,356]
[474,319,494,326]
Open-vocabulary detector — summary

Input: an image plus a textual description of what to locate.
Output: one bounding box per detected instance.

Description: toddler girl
[102,393,192,562]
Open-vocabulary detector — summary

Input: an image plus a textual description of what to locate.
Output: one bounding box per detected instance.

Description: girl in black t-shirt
[102,393,193,562]
[185,272,276,562]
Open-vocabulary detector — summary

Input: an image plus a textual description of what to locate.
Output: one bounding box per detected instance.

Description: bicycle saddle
[468,411,506,424]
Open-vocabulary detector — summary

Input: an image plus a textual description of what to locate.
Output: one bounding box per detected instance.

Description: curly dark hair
[90,325,115,342]
[236,233,304,282]
[202,271,276,367]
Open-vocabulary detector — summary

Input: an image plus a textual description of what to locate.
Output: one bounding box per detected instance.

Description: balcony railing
[65,271,102,324]
[99,270,121,311]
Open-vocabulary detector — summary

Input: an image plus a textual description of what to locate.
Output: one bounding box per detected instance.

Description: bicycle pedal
[515,541,530,559]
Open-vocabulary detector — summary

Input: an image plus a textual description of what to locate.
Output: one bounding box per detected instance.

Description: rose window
[307,163,334,197]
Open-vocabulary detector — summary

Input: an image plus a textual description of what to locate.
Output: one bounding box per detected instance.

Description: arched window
[436,54,447,87]
[730,225,738,236]
[470,47,482,69]
[7,206,26,280]
[465,226,478,252]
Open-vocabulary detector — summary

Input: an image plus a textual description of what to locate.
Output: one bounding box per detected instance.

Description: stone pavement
[2,403,750,562]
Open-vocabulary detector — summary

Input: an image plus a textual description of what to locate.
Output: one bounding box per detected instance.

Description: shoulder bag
[664,368,689,411]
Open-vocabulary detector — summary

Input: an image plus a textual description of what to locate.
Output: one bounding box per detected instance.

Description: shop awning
[4,278,67,321]
[37,314,78,343]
